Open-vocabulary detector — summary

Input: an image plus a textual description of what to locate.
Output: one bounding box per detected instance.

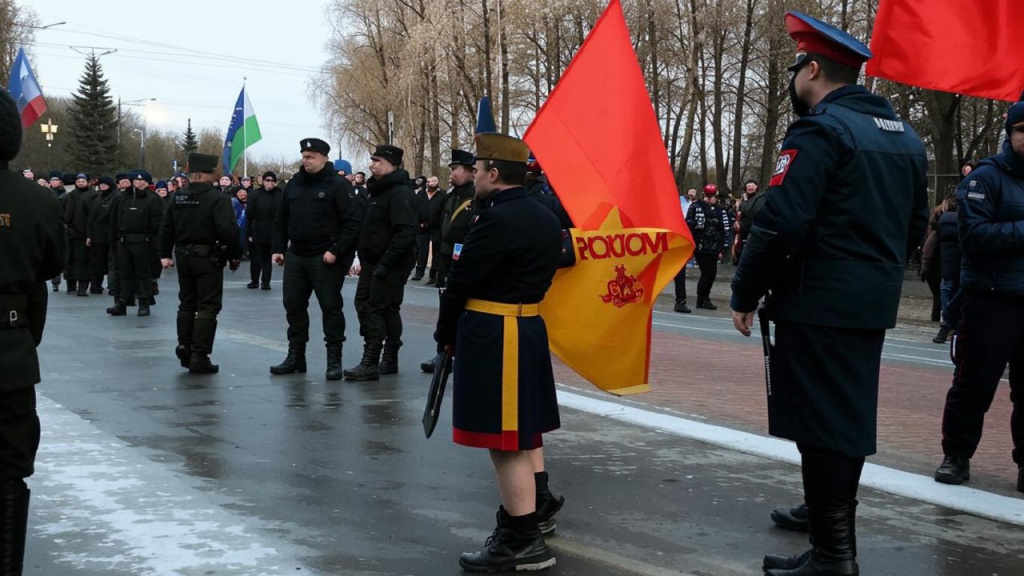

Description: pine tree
[181,118,198,155]
[67,53,119,175]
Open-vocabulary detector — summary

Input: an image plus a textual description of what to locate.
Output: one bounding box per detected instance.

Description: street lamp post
[40,118,58,168]
[117,97,155,144]
[133,127,147,170]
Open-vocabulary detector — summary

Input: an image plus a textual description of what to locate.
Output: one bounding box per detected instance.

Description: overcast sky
[27,0,362,170]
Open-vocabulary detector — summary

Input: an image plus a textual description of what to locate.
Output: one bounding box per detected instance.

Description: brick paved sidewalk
[556,271,1021,498]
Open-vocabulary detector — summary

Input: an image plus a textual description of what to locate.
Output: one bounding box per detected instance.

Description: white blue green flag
[222,86,262,175]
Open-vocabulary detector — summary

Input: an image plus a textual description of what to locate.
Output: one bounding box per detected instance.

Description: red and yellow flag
[867,0,1024,102]
[525,0,694,396]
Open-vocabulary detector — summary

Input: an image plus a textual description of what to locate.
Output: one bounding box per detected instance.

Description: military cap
[98,176,116,188]
[187,152,219,174]
[449,149,475,168]
[130,169,153,184]
[48,170,63,181]
[371,144,404,167]
[474,133,530,164]
[333,158,352,174]
[0,89,22,162]
[300,138,331,157]
[785,11,871,71]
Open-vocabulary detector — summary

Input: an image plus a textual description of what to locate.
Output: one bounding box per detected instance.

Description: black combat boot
[420,356,436,373]
[379,342,399,375]
[176,314,195,369]
[771,503,810,532]
[76,283,89,297]
[270,343,307,375]
[696,297,718,310]
[326,343,343,381]
[189,353,220,374]
[106,300,127,316]
[138,302,151,317]
[0,480,30,576]
[934,456,970,485]
[66,280,77,295]
[343,344,381,381]
[459,507,555,573]
[175,346,191,369]
[535,471,565,536]
[89,282,105,295]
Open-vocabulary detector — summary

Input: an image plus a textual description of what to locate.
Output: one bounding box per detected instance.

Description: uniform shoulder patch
[769,149,798,187]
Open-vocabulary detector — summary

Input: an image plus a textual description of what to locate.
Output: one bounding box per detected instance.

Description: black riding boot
[459,507,555,573]
[326,343,343,381]
[0,480,30,576]
[176,314,195,369]
[764,451,861,576]
[270,342,307,375]
[106,299,127,316]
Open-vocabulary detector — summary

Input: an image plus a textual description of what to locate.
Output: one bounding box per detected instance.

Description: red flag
[525,0,693,395]
[866,0,1024,102]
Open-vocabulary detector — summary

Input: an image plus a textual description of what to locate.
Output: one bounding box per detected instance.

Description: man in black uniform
[435,132,562,572]
[86,176,117,295]
[107,170,163,317]
[420,149,476,373]
[159,153,242,374]
[343,144,417,381]
[730,12,927,575]
[933,100,1024,491]
[270,139,363,380]
[64,173,96,296]
[0,88,65,575]
[245,171,283,290]
[686,184,728,310]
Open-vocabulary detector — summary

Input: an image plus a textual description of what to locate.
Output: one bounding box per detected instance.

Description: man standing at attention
[730,12,927,575]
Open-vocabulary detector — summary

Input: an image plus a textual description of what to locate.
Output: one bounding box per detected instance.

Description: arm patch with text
[769,150,798,187]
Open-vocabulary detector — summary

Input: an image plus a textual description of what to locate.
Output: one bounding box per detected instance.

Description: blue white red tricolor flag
[6,47,47,129]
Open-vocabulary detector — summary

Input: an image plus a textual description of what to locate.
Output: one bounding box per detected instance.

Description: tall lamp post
[117,97,155,144]
[133,127,147,170]
[40,118,58,168]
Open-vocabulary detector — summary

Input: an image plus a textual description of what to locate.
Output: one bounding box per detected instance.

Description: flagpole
[242,77,248,178]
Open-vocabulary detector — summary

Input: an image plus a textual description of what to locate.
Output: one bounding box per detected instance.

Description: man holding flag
[730,12,928,575]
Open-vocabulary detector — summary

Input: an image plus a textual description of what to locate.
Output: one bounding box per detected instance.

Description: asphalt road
[25,271,1024,575]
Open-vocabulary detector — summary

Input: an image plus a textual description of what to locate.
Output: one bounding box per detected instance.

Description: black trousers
[673,266,688,304]
[435,253,453,289]
[106,244,120,297]
[355,261,411,349]
[118,242,153,302]
[250,242,273,286]
[175,255,225,354]
[282,251,346,346]
[415,232,431,276]
[428,230,441,280]
[0,388,39,482]
[941,291,1024,464]
[67,235,89,283]
[89,242,111,291]
[695,252,718,300]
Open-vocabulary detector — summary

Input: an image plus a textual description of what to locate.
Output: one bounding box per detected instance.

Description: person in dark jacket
[343,144,417,381]
[159,153,243,374]
[0,90,65,575]
[417,176,445,285]
[933,195,960,343]
[106,170,163,317]
[733,180,760,264]
[246,171,283,290]
[434,132,562,572]
[934,101,1024,493]
[686,184,728,310]
[730,13,928,575]
[421,149,477,373]
[63,173,96,296]
[86,176,117,295]
[525,160,573,230]
[270,139,363,381]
